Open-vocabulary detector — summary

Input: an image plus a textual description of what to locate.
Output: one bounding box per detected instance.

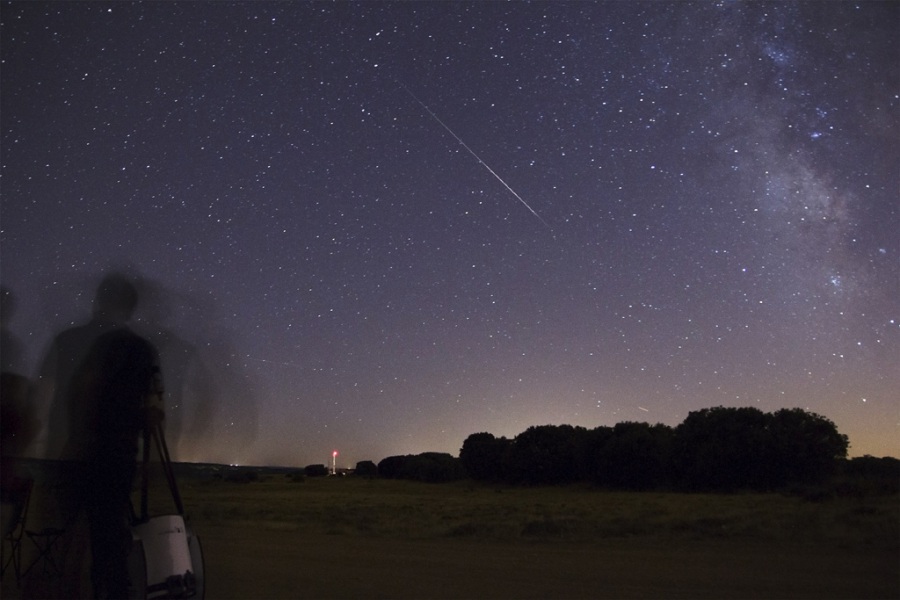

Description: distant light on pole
[332,450,338,475]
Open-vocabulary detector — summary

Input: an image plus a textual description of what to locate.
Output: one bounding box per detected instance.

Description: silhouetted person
[37,273,162,598]
[1,287,37,536]
[1,285,26,375]
[38,276,142,462]
[2,287,36,469]
[130,280,218,463]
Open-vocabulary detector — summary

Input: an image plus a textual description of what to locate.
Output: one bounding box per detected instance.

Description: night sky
[2,2,897,468]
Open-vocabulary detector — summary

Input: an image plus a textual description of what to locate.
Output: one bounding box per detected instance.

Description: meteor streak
[247,356,304,369]
[401,84,552,231]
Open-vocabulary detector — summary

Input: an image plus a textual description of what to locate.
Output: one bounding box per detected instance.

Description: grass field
[6,472,899,599]
[180,475,900,549]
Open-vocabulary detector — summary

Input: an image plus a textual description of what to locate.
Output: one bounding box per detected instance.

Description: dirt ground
[4,520,897,599]
[194,522,897,600]
[5,474,898,600]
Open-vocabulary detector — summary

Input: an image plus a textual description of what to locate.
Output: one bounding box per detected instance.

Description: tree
[459,432,511,482]
[404,452,466,483]
[377,453,465,483]
[355,460,378,479]
[598,422,673,490]
[673,406,772,491]
[454,405,850,491]
[377,455,407,479]
[768,408,848,486]
[505,425,588,485]
[581,426,615,485]
[304,464,328,477]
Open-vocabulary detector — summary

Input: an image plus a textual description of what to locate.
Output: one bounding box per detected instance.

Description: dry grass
[170,475,899,550]
[8,472,898,599]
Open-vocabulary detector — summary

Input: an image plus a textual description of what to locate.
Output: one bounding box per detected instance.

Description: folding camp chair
[1,476,34,586]
[23,524,67,579]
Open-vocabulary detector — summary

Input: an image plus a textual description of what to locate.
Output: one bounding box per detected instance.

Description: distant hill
[8,457,302,484]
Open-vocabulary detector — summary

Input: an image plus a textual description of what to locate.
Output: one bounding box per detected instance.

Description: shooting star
[246,356,305,369]
[400,84,552,231]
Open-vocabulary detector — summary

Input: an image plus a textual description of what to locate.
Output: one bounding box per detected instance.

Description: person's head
[92,273,138,323]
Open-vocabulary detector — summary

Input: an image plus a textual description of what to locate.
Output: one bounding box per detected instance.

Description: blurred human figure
[1,286,37,535]
[131,280,217,463]
[131,281,258,464]
[36,272,163,598]
[1,286,37,467]
[38,275,142,462]
[1,285,26,375]
[1,371,35,531]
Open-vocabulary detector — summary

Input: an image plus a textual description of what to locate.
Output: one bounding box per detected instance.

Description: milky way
[1,2,897,467]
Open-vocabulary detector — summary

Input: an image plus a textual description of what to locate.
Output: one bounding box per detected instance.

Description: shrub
[377,453,465,483]
[460,432,511,482]
[355,460,378,479]
[304,464,329,477]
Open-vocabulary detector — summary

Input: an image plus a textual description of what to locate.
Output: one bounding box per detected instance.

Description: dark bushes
[459,432,511,483]
[458,406,849,491]
[354,460,378,479]
[377,452,465,483]
[304,464,329,477]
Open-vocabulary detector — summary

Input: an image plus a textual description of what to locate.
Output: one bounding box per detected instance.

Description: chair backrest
[2,477,33,540]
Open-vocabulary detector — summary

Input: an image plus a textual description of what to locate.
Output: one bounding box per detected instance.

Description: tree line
[375,406,856,491]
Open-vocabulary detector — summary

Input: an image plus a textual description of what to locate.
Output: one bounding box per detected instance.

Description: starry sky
[2,2,898,468]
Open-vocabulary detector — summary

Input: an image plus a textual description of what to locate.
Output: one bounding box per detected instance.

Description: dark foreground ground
[4,468,898,599]
[193,522,897,600]
[5,521,897,599]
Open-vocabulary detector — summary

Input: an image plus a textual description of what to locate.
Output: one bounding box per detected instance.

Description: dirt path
[197,523,898,599]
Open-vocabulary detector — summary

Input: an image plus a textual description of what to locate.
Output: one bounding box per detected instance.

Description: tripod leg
[139,427,151,522]
[150,425,184,516]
